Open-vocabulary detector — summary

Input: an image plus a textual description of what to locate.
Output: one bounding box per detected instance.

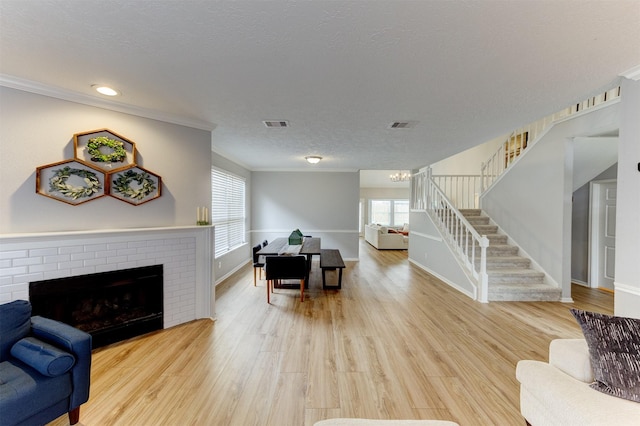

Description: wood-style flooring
[49,239,613,426]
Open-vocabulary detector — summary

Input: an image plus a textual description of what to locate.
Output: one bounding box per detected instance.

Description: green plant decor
[87,136,127,163]
[112,169,157,200]
[49,166,102,200]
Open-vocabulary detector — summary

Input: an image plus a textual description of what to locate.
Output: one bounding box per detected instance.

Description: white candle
[197,207,202,222]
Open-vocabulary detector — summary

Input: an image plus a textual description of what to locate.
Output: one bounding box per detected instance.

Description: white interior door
[590,181,617,290]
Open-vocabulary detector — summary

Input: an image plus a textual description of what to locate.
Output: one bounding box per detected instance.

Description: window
[369,199,409,227]
[212,168,246,258]
[393,200,409,226]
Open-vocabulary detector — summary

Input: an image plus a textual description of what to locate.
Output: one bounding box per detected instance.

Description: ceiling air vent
[388,121,417,129]
[263,120,289,128]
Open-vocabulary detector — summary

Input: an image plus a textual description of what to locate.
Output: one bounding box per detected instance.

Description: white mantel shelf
[0,225,213,241]
[0,225,215,328]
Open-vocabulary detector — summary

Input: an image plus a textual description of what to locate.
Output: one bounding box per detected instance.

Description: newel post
[425,167,433,211]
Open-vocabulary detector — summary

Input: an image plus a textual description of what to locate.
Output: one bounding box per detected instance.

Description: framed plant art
[36,159,106,205]
[108,166,162,206]
[74,128,136,173]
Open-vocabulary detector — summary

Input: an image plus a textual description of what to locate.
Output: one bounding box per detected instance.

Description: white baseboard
[614,281,640,319]
[571,279,589,287]
[215,259,251,286]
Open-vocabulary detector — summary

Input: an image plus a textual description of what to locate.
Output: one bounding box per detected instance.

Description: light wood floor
[50,239,612,426]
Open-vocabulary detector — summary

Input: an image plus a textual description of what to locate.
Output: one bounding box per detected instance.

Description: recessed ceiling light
[305,156,322,164]
[92,85,120,96]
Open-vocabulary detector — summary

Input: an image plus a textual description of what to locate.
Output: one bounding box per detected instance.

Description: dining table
[257,237,321,288]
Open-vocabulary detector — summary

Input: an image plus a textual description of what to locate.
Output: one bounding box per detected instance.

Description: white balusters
[480,86,621,193]
[412,171,489,302]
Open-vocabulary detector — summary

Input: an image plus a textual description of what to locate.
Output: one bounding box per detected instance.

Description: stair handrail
[480,85,621,192]
[413,169,489,302]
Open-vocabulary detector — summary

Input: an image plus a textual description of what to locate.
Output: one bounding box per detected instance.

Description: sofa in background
[0,300,92,426]
[364,224,409,250]
[516,338,640,426]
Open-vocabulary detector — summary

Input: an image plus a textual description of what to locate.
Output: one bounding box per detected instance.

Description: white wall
[481,103,620,300]
[430,134,506,175]
[614,78,640,319]
[251,172,360,260]
[0,87,212,234]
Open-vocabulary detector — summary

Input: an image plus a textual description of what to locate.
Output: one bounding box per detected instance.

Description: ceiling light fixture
[92,85,120,96]
[390,171,411,182]
[305,156,322,164]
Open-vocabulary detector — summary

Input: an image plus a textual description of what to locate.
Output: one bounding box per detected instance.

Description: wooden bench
[320,249,345,289]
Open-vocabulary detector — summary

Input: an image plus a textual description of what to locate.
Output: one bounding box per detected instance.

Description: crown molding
[620,64,640,81]
[0,74,215,131]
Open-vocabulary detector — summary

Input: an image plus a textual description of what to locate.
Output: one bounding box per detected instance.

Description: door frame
[588,179,616,289]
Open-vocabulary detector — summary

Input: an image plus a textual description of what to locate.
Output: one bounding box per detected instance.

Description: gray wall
[0,87,212,234]
[615,78,640,318]
[252,171,360,260]
[571,164,617,284]
[408,210,475,298]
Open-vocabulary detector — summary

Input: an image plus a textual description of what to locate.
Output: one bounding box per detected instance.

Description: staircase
[459,209,562,302]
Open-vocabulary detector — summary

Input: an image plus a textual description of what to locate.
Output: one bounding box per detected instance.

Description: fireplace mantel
[0,225,212,241]
[0,226,215,329]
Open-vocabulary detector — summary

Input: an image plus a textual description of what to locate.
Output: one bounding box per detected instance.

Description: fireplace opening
[29,265,163,349]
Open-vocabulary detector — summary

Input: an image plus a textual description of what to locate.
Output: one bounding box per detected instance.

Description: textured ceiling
[1,0,639,172]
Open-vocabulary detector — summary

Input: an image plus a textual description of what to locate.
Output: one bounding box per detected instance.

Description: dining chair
[265,255,307,303]
[252,244,265,286]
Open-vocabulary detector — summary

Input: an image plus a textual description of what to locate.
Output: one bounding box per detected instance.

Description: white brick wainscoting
[0,226,215,328]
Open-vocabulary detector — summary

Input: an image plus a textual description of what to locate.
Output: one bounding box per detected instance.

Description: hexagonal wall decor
[74,128,136,173]
[108,165,162,206]
[36,159,106,205]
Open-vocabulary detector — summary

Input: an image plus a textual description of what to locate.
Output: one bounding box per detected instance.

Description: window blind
[211,168,246,258]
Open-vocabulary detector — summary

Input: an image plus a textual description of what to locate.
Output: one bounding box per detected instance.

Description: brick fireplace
[0,226,215,331]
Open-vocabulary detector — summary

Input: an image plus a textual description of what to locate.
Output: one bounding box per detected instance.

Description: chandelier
[389,171,411,182]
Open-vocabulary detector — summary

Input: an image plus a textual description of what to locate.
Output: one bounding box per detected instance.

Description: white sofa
[516,339,640,426]
[364,224,408,250]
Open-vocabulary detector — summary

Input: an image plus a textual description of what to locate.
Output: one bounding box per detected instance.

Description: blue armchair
[0,300,92,426]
